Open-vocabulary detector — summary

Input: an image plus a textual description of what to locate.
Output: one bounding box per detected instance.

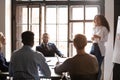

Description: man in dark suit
[36,33,64,57]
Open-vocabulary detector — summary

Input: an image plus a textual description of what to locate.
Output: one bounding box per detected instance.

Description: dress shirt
[92,26,109,56]
[9,45,51,80]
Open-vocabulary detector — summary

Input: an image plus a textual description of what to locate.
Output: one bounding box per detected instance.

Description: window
[12,0,104,57]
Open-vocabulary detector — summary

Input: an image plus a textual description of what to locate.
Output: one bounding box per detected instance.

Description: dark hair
[94,15,110,32]
[22,31,34,46]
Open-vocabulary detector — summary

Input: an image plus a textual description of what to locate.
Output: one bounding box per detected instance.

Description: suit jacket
[36,43,63,57]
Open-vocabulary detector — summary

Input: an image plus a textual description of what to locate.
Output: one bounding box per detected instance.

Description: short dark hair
[21,31,34,46]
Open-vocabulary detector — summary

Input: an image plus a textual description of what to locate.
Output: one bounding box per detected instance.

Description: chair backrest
[70,73,98,80]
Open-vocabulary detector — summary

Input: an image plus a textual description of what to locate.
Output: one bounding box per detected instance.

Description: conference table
[0,57,67,80]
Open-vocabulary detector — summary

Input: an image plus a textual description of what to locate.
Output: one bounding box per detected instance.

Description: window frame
[12,0,104,57]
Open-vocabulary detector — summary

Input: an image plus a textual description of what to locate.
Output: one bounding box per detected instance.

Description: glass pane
[46,25,57,41]
[41,6,45,35]
[31,25,40,50]
[85,22,94,40]
[22,7,28,24]
[32,8,39,24]
[31,25,39,41]
[57,42,67,57]
[16,41,23,50]
[16,25,28,49]
[16,25,28,41]
[85,6,98,20]
[16,6,28,25]
[70,22,84,40]
[57,7,68,24]
[85,43,92,53]
[69,43,76,57]
[58,25,68,41]
[46,6,56,24]
[70,5,84,20]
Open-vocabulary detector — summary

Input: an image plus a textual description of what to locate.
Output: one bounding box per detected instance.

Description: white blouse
[92,26,109,56]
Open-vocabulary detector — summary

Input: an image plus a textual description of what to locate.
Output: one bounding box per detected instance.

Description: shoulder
[12,49,20,56]
[102,26,108,30]
[62,57,73,64]
[48,43,55,46]
[87,54,98,61]
[31,51,46,60]
[34,51,44,56]
[48,42,54,45]
[101,26,109,33]
[36,44,43,47]
[36,44,44,49]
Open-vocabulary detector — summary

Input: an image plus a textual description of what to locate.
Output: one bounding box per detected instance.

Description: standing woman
[0,32,9,80]
[90,15,110,80]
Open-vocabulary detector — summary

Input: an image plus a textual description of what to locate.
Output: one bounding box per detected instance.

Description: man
[54,34,98,80]
[36,33,64,57]
[9,31,51,80]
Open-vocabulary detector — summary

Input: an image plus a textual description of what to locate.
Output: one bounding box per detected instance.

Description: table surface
[0,57,67,79]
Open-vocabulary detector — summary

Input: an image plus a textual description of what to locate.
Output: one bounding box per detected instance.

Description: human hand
[61,54,66,58]
[93,34,101,39]
[56,61,60,65]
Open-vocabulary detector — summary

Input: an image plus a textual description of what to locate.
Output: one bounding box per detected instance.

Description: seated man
[54,34,98,80]
[9,31,51,80]
[36,33,64,57]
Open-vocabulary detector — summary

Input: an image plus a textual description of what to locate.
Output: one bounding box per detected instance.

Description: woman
[0,32,9,80]
[90,15,110,80]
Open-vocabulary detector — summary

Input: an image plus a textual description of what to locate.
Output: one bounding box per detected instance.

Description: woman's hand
[93,34,101,40]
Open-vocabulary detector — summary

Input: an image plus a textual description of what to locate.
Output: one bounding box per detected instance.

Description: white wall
[0,0,5,54]
[0,0,11,61]
[104,0,114,80]
[5,0,11,61]
[0,0,5,34]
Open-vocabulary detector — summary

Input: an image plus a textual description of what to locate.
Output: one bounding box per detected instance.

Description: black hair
[21,31,34,46]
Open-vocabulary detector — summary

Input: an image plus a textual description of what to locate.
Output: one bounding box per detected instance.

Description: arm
[35,52,51,76]
[99,27,109,42]
[9,62,13,76]
[36,46,41,52]
[0,55,8,72]
[92,34,101,40]
[92,26,108,42]
[9,55,14,77]
[52,43,64,57]
[54,59,69,75]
